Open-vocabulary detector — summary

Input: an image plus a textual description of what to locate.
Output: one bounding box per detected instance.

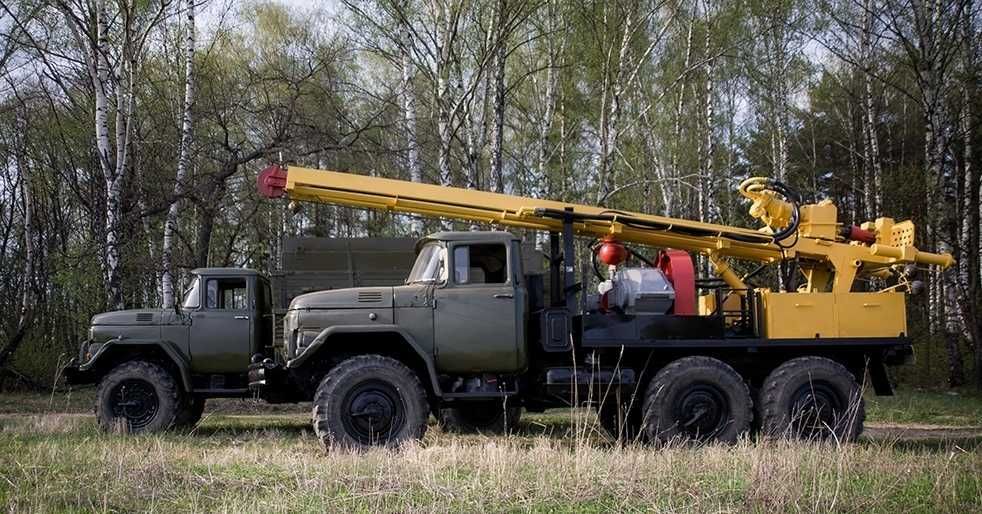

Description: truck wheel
[95,361,181,433]
[597,396,644,443]
[760,357,864,442]
[312,355,429,449]
[642,356,752,445]
[173,395,206,429]
[439,402,521,434]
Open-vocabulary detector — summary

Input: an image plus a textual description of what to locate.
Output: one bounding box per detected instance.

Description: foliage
[0,0,979,388]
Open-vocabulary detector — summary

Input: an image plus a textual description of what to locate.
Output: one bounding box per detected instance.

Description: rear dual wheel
[642,356,753,445]
[759,357,864,442]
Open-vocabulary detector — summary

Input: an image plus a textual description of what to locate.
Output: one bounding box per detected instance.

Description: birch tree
[400,25,424,233]
[593,0,678,205]
[58,0,171,310]
[878,0,969,384]
[161,0,196,308]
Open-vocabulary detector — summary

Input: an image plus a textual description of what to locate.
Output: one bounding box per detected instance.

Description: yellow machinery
[259,165,952,341]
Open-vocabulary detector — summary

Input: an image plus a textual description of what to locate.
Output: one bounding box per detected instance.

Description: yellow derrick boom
[259,165,953,296]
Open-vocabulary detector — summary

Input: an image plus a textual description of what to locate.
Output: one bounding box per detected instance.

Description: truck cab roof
[417,231,519,250]
[191,267,264,277]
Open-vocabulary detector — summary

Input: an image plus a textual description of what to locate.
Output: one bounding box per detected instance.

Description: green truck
[65,232,537,443]
[66,225,906,448]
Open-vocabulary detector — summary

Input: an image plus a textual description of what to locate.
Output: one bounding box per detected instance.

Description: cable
[765,180,801,245]
[625,246,656,268]
[737,177,802,246]
[534,208,774,245]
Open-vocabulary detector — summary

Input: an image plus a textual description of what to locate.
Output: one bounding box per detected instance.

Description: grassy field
[0,389,980,513]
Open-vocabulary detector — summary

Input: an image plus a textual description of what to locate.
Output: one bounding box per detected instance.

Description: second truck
[64,165,953,448]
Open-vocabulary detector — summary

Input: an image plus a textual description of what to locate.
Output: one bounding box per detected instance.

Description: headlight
[298,330,320,350]
[83,342,102,363]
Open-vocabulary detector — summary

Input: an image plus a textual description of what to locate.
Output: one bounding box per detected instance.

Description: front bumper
[62,357,83,384]
[62,340,94,385]
[247,360,282,389]
[247,357,298,403]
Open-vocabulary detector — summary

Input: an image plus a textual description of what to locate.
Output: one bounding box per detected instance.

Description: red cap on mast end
[258,165,288,198]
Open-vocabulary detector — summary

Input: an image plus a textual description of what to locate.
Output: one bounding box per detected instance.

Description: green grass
[865,388,982,426]
[0,389,980,512]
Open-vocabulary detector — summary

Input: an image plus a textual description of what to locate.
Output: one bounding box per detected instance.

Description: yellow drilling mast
[259,164,951,340]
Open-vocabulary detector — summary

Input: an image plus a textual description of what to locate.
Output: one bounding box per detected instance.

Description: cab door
[189,276,253,374]
[434,241,524,373]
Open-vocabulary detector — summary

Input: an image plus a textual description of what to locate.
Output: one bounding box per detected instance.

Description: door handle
[493,293,514,299]
[234,315,250,320]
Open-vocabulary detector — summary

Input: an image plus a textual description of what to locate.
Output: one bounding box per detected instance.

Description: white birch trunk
[667,17,694,216]
[596,14,633,204]
[436,3,453,188]
[162,0,196,308]
[398,25,424,235]
[488,25,507,194]
[860,0,883,219]
[699,7,717,225]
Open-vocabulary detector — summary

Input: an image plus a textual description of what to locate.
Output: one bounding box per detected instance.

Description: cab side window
[453,244,508,284]
[206,278,248,310]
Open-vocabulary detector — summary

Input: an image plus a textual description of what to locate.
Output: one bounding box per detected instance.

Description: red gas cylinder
[597,238,628,266]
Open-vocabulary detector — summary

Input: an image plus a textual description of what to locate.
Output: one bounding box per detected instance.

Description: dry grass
[0,402,980,513]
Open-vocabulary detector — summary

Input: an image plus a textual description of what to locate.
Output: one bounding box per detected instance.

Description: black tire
[642,356,753,445]
[173,395,206,429]
[596,392,644,443]
[95,361,181,434]
[439,402,521,434]
[312,355,429,449]
[760,356,865,443]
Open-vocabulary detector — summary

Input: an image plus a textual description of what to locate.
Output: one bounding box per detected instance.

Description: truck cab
[179,269,274,391]
[266,231,530,396]
[64,268,275,432]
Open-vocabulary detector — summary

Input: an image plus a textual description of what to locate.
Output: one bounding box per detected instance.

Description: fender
[79,338,193,392]
[287,324,442,396]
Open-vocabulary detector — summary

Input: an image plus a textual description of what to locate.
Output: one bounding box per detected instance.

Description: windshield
[407,243,447,284]
[181,277,201,309]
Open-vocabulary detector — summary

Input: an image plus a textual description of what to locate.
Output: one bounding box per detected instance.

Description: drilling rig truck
[64,165,953,448]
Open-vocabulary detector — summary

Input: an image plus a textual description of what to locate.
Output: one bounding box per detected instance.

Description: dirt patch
[864,422,982,441]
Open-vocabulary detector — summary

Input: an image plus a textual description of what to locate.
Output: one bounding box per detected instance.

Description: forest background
[0,0,980,390]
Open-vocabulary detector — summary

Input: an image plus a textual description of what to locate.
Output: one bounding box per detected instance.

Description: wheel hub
[674,384,728,440]
[342,381,404,444]
[110,379,159,430]
[790,382,844,438]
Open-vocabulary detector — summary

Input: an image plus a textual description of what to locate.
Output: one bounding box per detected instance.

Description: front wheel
[95,361,181,433]
[312,355,429,449]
